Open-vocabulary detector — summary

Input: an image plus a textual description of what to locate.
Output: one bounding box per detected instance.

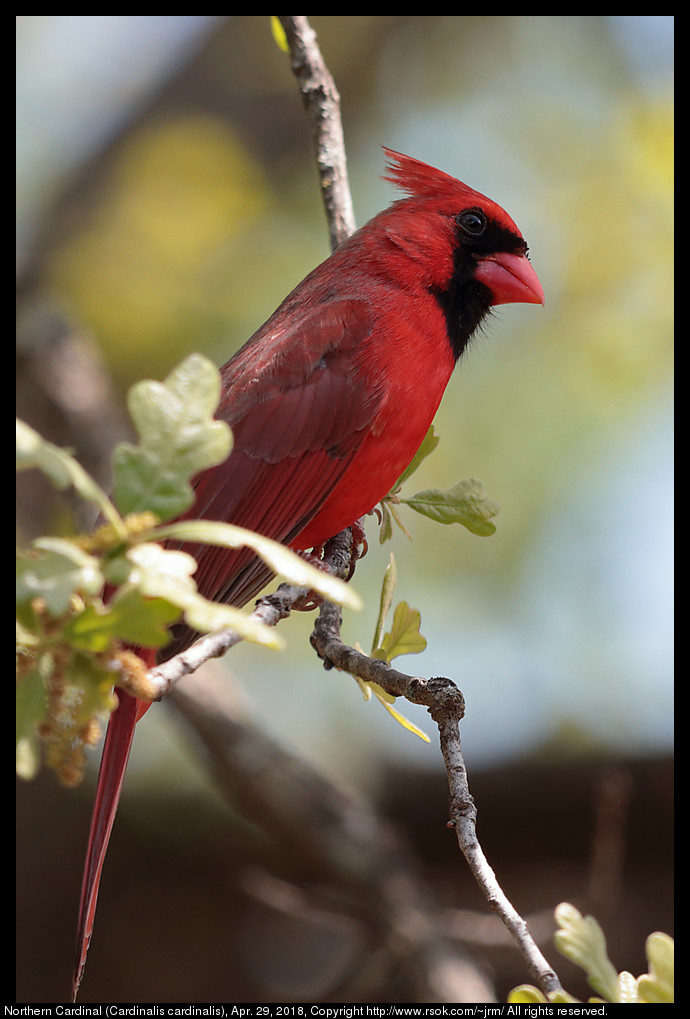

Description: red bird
[73,150,544,999]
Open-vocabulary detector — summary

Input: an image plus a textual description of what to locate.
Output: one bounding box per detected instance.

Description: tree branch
[310,601,565,999]
[277,15,357,251]
[129,529,361,701]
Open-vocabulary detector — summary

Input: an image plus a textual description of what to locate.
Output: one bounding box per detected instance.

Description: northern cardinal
[73,150,544,999]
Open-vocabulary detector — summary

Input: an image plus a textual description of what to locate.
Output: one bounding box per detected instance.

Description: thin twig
[134,529,359,700]
[277,15,357,250]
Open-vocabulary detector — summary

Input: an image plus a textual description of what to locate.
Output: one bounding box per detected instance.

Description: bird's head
[381,148,544,310]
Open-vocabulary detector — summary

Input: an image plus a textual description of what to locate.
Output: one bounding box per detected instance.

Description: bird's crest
[382,148,488,206]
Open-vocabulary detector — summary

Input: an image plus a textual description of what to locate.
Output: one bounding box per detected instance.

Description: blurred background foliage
[16,16,672,1003]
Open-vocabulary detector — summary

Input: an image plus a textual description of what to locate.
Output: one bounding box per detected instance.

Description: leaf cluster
[16,354,359,786]
[510,903,674,1004]
[376,425,500,543]
[17,358,498,785]
[352,553,431,743]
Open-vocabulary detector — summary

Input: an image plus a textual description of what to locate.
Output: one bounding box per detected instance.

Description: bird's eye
[457,209,487,236]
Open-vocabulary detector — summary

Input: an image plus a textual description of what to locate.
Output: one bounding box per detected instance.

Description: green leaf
[67,651,120,721]
[507,984,577,1005]
[376,501,394,545]
[16,665,48,780]
[63,589,181,652]
[371,685,430,742]
[554,903,620,1002]
[16,615,40,649]
[16,419,74,488]
[154,520,362,611]
[616,971,639,1004]
[175,591,285,649]
[392,425,440,490]
[16,540,103,616]
[637,933,674,1003]
[270,16,289,51]
[112,354,232,521]
[353,674,429,742]
[377,426,442,543]
[16,735,41,782]
[124,542,198,599]
[379,601,427,662]
[371,554,396,655]
[357,564,430,742]
[125,542,284,649]
[507,986,548,1004]
[16,419,125,536]
[401,477,499,536]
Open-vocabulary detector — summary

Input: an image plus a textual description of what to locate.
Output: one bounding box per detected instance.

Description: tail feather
[72,662,153,1002]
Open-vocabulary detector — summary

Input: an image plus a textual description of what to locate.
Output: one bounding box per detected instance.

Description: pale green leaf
[377,501,394,545]
[16,736,41,781]
[126,542,198,596]
[354,678,372,700]
[380,601,427,661]
[402,478,499,536]
[371,554,396,654]
[16,666,48,770]
[554,903,620,1002]
[63,589,181,652]
[616,971,639,1003]
[16,615,40,649]
[548,991,582,1004]
[17,540,103,616]
[154,520,362,611]
[17,419,74,488]
[392,425,440,490]
[125,541,282,649]
[173,589,284,649]
[637,933,674,1003]
[16,419,125,535]
[374,688,430,742]
[353,679,429,742]
[507,986,548,1004]
[113,354,232,521]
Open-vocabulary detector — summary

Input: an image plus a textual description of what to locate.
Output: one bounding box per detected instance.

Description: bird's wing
[162,298,383,657]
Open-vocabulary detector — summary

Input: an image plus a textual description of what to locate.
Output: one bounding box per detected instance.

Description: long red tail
[72,654,154,1002]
